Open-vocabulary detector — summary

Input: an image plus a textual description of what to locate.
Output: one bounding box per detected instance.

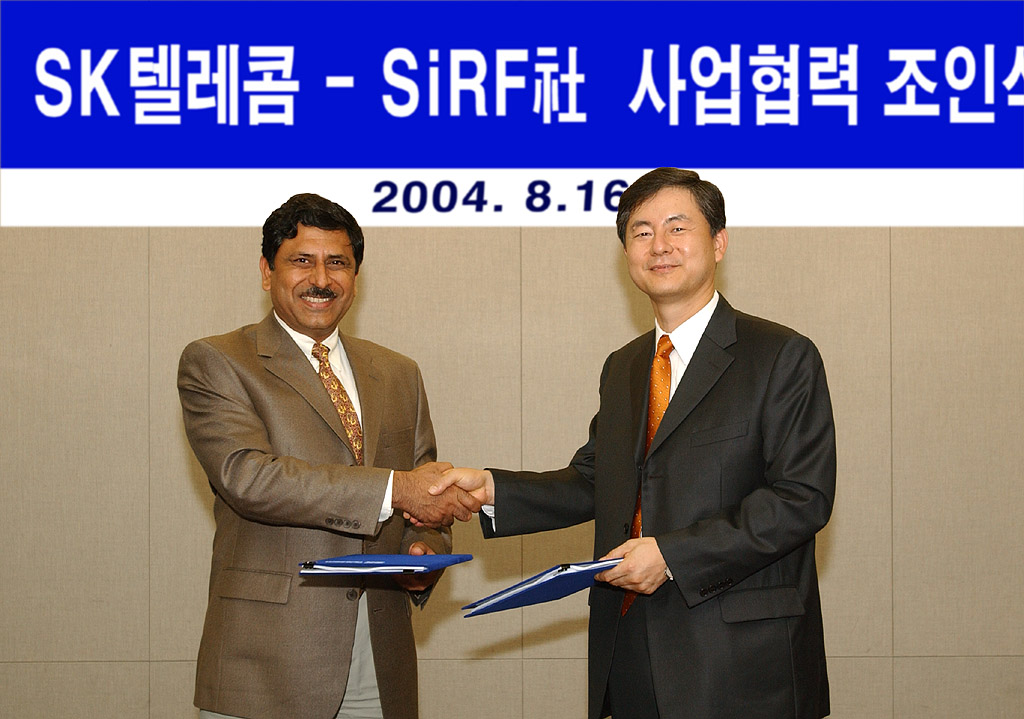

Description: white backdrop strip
[2,168,1022,227]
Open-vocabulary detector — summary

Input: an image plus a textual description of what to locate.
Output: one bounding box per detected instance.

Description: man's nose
[651,230,671,253]
[310,261,330,286]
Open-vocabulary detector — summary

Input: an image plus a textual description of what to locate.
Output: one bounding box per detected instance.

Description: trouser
[607,597,660,719]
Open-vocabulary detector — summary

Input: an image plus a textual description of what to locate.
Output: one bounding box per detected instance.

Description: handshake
[392,462,495,528]
[391,461,671,595]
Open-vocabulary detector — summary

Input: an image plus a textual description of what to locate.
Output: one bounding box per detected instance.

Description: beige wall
[1,224,1022,718]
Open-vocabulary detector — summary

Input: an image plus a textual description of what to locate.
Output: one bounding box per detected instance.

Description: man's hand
[595,537,670,595]
[392,461,481,528]
[392,541,441,593]
[428,467,495,505]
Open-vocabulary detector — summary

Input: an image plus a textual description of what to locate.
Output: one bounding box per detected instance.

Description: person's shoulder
[180,321,261,360]
[607,330,654,359]
[187,321,260,348]
[730,308,824,366]
[734,310,805,342]
[623,331,656,354]
[177,322,266,388]
[599,331,655,376]
[342,334,421,371]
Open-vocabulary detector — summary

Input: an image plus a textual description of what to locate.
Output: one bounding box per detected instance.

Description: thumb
[428,469,458,495]
[601,541,632,560]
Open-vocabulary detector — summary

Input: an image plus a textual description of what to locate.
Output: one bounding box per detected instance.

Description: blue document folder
[300,553,472,575]
[462,558,622,617]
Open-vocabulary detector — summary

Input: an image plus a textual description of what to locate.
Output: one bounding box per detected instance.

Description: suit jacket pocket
[690,420,749,447]
[379,427,414,448]
[719,586,804,623]
[216,567,292,604]
[376,427,416,469]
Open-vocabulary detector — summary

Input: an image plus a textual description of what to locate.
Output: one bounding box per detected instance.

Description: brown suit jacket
[178,313,448,719]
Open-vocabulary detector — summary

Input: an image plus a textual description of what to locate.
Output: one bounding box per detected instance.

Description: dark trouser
[607,597,660,719]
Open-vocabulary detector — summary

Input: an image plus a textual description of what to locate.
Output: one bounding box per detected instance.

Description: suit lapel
[647,298,738,457]
[256,314,356,460]
[630,331,656,464]
[341,333,383,467]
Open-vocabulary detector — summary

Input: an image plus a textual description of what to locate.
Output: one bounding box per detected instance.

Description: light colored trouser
[199,592,382,719]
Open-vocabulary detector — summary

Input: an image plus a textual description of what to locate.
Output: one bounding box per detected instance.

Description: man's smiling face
[259,223,358,341]
[623,186,727,321]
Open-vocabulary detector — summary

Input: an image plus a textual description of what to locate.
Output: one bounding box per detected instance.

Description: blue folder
[300,553,472,575]
[462,558,622,617]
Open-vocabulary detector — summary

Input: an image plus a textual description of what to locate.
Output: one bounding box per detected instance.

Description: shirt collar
[655,291,719,365]
[272,311,340,361]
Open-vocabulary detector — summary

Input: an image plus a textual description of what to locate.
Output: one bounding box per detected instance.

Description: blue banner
[2,0,1022,169]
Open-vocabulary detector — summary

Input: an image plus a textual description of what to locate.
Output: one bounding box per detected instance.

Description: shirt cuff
[379,471,394,522]
[482,504,495,531]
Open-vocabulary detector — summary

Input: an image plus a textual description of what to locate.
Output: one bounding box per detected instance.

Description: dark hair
[262,193,365,270]
[615,168,726,245]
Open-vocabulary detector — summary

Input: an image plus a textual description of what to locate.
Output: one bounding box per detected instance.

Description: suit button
[352,520,361,529]
[346,589,359,601]
[326,517,335,526]
[725,578,733,587]
[700,588,708,597]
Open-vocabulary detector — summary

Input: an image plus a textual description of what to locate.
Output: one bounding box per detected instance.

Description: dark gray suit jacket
[485,297,835,719]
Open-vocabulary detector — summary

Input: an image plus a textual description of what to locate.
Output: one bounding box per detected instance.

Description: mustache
[301,286,337,300]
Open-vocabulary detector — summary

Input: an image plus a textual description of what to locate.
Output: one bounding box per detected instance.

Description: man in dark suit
[436,168,836,719]
[178,193,478,719]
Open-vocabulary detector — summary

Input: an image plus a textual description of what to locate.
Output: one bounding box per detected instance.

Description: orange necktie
[622,334,674,615]
[312,342,364,465]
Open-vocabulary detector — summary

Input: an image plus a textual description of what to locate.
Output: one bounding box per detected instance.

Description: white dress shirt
[274,313,394,521]
[655,291,720,402]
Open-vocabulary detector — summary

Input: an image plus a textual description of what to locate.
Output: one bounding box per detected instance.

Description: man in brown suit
[178,193,477,719]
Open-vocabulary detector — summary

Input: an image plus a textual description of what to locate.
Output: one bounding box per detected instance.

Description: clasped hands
[391,462,484,528]
[398,465,671,595]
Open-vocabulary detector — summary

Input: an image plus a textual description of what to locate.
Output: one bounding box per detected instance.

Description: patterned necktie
[312,342,364,465]
[622,334,674,615]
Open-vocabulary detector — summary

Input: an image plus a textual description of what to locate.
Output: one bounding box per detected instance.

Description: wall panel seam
[518,224,526,719]
[888,224,895,719]
[147,224,153,718]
